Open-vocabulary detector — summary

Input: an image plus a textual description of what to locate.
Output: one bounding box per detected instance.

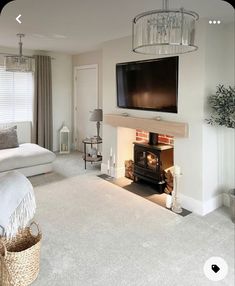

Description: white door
[74,65,98,151]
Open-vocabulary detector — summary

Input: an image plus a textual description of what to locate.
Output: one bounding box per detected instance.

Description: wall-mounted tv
[116,56,178,113]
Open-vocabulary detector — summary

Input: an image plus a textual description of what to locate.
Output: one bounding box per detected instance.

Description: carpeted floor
[30,152,234,286]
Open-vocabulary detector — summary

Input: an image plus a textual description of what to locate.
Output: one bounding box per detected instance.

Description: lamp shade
[5,56,35,72]
[132,0,199,55]
[90,109,103,122]
[4,34,35,73]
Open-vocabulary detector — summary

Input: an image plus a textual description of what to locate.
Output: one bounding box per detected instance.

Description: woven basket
[0,221,42,286]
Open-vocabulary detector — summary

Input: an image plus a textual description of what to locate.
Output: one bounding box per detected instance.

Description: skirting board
[180,193,223,216]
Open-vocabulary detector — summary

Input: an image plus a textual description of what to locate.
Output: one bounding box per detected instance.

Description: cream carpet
[30,152,234,286]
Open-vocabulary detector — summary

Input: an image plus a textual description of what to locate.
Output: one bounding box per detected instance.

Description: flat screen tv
[116,56,178,113]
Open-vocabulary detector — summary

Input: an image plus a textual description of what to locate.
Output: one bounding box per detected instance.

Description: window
[0,66,34,124]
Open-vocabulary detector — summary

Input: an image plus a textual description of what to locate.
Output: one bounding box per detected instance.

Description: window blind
[0,66,34,124]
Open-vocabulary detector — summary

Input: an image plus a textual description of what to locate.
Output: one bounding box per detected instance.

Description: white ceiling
[0,0,233,54]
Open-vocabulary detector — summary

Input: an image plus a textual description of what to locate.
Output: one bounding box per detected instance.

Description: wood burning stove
[133,142,173,192]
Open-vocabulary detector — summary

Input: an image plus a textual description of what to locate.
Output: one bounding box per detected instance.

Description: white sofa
[0,122,56,177]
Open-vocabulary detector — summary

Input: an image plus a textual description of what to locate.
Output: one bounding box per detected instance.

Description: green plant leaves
[206,85,235,129]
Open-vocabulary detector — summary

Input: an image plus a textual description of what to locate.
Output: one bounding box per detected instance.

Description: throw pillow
[0,126,19,150]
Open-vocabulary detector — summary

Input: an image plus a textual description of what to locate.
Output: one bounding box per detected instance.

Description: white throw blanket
[0,171,36,239]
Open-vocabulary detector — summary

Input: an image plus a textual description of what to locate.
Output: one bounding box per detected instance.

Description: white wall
[203,22,235,209]
[0,47,73,152]
[101,20,206,205]
[101,19,234,214]
[221,23,235,199]
[72,50,103,108]
[72,51,102,149]
[49,52,72,152]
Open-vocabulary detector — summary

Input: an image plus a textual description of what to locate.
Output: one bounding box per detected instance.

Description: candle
[113,154,116,165]
[174,165,181,175]
[107,160,110,172]
[110,147,113,157]
[166,194,172,209]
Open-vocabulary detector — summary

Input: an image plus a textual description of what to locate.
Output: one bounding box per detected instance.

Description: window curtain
[32,55,53,150]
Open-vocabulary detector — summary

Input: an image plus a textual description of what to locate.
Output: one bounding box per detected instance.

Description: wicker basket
[0,221,42,286]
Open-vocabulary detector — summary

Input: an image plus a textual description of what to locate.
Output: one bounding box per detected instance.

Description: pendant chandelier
[132,0,199,55]
[4,34,34,72]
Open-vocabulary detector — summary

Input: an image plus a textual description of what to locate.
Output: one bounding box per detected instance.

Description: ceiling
[0,0,233,54]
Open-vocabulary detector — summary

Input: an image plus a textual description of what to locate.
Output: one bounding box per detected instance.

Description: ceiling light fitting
[4,34,34,72]
[132,0,199,55]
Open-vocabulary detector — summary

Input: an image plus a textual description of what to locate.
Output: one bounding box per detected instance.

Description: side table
[82,138,102,169]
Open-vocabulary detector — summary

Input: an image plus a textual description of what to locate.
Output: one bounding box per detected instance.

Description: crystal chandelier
[4,34,34,72]
[132,0,199,55]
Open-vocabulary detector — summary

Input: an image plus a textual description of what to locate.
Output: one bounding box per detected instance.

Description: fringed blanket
[0,171,36,239]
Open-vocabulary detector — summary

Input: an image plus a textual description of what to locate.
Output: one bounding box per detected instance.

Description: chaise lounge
[0,122,55,177]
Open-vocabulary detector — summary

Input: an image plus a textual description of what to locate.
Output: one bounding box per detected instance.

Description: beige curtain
[32,55,53,150]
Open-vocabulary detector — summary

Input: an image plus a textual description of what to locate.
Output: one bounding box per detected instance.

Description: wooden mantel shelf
[104,114,188,138]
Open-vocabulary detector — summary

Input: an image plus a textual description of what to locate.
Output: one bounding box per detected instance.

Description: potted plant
[206,85,235,128]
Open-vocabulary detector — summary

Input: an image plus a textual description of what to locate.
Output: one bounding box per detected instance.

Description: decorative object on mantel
[132,0,199,55]
[171,165,183,214]
[206,85,235,129]
[59,125,70,154]
[90,109,103,140]
[1,34,35,72]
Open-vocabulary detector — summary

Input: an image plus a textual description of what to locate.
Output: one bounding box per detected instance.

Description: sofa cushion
[0,126,19,150]
[0,143,56,172]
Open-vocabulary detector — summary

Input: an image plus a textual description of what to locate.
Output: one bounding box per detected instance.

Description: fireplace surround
[104,114,188,137]
[103,114,217,213]
[103,113,185,184]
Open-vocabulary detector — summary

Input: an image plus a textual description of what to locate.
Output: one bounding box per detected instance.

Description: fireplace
[133,137,173,192]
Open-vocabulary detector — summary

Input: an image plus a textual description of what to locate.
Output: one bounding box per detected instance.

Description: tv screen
[116,56,178,113]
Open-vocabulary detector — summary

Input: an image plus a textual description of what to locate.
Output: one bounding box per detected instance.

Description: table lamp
[89,109,103,139]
